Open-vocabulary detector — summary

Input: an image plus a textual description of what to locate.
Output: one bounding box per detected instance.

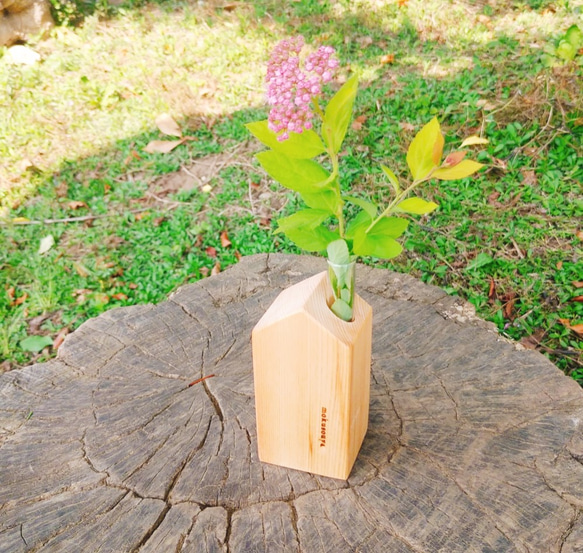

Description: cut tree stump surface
[1,254,583,553]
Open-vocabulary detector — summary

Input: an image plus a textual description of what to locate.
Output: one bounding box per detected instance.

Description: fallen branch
[0,205,170,226]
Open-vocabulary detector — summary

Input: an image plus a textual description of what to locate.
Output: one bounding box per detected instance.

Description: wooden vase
[252,270,373,480]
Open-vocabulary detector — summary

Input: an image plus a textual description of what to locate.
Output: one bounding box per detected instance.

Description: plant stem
[365,168,438,233]
[313,96,345,238]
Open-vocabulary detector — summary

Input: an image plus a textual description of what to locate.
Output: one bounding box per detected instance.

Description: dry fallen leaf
[573,281,583,288]
[67,200,88,210]
[124,149,142,165]
[220,231,232,248]
[73,262,90,278]
[351,115,367,131]
[211,262,221,276]
[576,230,583,241]
[155,113,182,137]
[234,251,242,261]
[356,36,373,48]
[53,328,69,350]
[206,246,218,258]
[559,318,583,336]
[111,293,128,301]
[13,292,28,306]
[488,277,496,300]
[501,291,517,320]
[38,235,55,255]
[520,169,537,186]
[572,296,583,303]
[55,181,69,198]
[488,191,501,205]
[380,54,395,64]
[72,288,92,297]
[476,99,496,111]
[143,139,185,154]
[519,336,539,350]
[400,122,415,132]
[491,157,508,171]
[460,135,489,148]
[128,283,138,290]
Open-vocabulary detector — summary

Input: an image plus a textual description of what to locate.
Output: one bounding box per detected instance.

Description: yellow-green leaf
[343,195,377,218]
[302,188,342,215]
[432,130,444,165]
[380,164,401,195]
[460,135,489,148]
[406,117,442,181]
[245,120,326,159]
[256,151,330,193]
[276,209,330,234]
[433,160,484,181]
[323,75,358,154]
[395,197,438,215]
[282,225,339,252]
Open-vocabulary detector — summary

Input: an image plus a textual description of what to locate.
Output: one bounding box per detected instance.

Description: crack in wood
[288,500,300,549]
[559,510,581,552]
[224,507,233,553]
[80,430,108,479]
[436,375,460,421]
[19,523,27,548]
[131,504,171,553]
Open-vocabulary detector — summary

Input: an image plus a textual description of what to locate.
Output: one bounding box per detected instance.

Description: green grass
[1,0,582,381]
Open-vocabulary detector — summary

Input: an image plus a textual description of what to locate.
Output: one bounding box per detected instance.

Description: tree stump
[0,0,53,47]
[1,254,583,552]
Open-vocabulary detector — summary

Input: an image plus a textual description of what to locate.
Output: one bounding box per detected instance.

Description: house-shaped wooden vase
[252,271,373,480]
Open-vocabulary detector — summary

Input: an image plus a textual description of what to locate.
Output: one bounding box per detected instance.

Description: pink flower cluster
[266,36,338,141]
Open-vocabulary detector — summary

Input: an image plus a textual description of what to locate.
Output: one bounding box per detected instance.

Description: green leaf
[465,252,494,272]
[353,233,403,259]
[282,224,340,252]
[406,117,442,181]
[345,210,373,239]
[541,53,556,67]
[380,165,401,195]
[256,151,330,193]
[330,298,353,321]
[343,195,377,218]
[565,24,583,50]
[556,39,577,61]
[349,213,408,259]
[302,187,342,215]
[327,239,350,265]
[346,211,408,240]
[394,197,439,215]
[368,217,409,239]
[433,160,484,180]
[323,75,358,154]
[276,209,330,234]
[245,120,326,159]
[20,335,53,353]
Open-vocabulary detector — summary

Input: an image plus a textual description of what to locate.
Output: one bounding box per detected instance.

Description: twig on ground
[0,203,181,226]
